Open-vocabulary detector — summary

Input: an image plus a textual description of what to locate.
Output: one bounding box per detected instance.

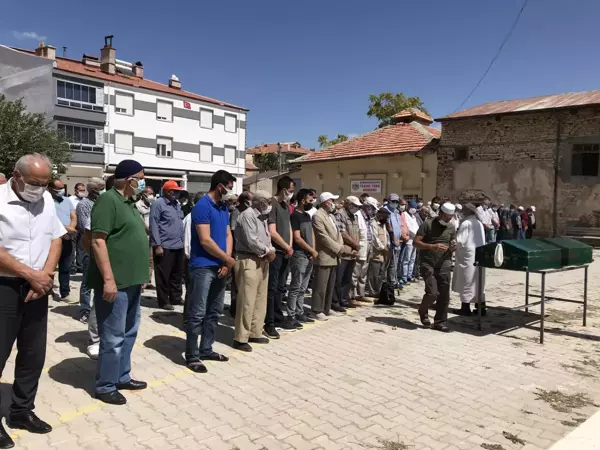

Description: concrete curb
[548,410,600,449]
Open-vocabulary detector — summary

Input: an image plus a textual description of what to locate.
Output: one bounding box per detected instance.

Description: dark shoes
[79,311,90,324]
[116,380,147,391]
[0,423,13,449]
[432,323,451,333]
[96,390,127,405]
[6,411,52,434]
[275,321,297,332]
[473,303,487,316]
[298,314,315,323]
[331,305,347,313]
[233,341,253,352]
[263,326,280,339]
[161,304,175,311]
[420,316,432,328]
[249,337,269,344]
[458,303,472,316]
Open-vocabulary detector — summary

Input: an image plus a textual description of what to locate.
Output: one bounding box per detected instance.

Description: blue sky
[2,0,599,149]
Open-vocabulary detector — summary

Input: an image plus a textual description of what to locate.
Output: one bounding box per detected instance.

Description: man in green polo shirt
[87,159,149,405]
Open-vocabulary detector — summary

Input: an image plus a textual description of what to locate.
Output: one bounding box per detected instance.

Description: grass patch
[373,329,386,333]
[522,360,538,368]
[374,438,410,449]
[481,444,505,450]
[503,431,526,445]
[561,417,586,427]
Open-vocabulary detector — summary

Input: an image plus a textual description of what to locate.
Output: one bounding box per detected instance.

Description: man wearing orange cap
[149,180,185,310]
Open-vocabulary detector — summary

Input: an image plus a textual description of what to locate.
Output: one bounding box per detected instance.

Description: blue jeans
[287,254,313,319]
[518,229,526,240]
[185,266,226,363]
[400,241,416,283]
[95,285,142,394]
[79,251,91,314]
[396,243,406,284]
[58,239,73,298]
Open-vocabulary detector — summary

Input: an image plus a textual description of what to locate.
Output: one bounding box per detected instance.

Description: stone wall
[437,107,600,235]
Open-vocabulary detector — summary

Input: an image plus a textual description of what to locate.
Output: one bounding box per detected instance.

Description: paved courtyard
[3,251,600,450]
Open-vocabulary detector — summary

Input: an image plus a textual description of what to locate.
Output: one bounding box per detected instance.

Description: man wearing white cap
[311,192,347,320]
[526,206,536,239]
[414,202,457,332]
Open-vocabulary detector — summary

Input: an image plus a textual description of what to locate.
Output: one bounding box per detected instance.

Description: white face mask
[284,190,294,202]
[263,205,273,215]
[348,206,359,215]
[76,191,85,199]
[53,188,65,197]
[439,219,448,226]
[20,182,46,203]
[399,205,406,212]
[432,203,440,211]
[409,208,416,215]
[221,187,234,202]
[146,194,155,203]
[326,202,336,213]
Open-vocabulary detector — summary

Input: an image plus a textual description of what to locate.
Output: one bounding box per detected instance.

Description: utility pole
[277,142,282,175]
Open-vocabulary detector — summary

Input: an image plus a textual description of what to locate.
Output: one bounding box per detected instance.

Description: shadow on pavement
[144,335,186,366]
[446,306,541,337]
[55,330,89,354]
[150,311,183,330]
[50,304,80,319]
[365,316,419,330]
[0,383,10,418]
[48,357,96,396]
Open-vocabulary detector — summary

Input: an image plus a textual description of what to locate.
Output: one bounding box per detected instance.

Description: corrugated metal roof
[438,90,600,121]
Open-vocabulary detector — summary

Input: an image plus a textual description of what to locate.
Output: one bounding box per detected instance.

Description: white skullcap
[455,203,463,211]
[518,206,524,211]
[440,202,456,214]
[364,197,379,208]
[531,206,536,212]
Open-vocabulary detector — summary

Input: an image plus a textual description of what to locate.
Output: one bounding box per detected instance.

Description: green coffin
[538,237,593,267]
[475,239,562,272]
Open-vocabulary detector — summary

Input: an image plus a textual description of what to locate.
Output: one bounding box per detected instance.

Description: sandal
[201,352,229,362]
[186,362,208,373]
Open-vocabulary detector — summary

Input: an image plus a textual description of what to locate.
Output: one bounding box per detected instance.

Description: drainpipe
[552,115,561,237]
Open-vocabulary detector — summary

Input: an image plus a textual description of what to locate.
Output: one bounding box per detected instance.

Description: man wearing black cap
[87,159,149,405]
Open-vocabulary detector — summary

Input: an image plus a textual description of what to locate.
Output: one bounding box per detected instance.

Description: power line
[454,0,531,112]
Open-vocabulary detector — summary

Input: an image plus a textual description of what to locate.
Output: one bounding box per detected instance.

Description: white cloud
[12,31,48,41]
[347,133,360,140]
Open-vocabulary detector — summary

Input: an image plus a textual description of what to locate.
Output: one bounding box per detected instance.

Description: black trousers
[333,259,356,306]
[418,266,451,324]
[153,248,185,307]
[0,278,48,415]
[265,252,289,328]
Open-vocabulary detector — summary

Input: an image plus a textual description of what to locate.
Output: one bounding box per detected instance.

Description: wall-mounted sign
[183,101,191,109]
[351,179,382,194]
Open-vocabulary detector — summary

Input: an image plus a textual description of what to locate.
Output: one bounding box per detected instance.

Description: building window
[115,131,133,154]
[454,147,469,161]
[224,145,236,165]
[200,142,213,162]
[115,92,134,115]
[156,137,173,158]
[200,109,213,129]
[156,101,173,121]
[225,114,237,133]
[56,80,103,111]
[404,194,419,202]
[58,123,103,152]
[572,144,600,177]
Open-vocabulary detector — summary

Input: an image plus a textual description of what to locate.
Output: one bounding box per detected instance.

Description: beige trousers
[234,256,269,343]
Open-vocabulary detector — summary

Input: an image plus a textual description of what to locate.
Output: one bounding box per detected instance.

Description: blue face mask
[134,178,146,195]
[388,202,399,210]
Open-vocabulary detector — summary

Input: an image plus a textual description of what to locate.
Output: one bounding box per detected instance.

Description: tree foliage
[317,134,348,148]
[367,92,428,127]
[254,153,279,172]
[0,95,71,176]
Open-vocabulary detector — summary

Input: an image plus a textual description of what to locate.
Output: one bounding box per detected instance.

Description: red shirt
[520,211,529,228]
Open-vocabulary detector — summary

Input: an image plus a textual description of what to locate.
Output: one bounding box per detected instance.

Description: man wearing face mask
[0,154,66,448]
[429,196,442,218]
[186,170,237,373]
[87,159,149,405]
[414,202,457,332]
[384,194,407,290]
[136,186,156,289]
[353,196,376,302]
[179,190,193,216]
[76,177,105,324]
[69,182,87,276]
[265,176,296,337]
[150,180,185,311]
[400,201,420,284]
[311,192,348,320]
[412,206,430,281]
[332,196,362,312]
[476,196,493,243]
[365,201,389,299]
[232,190,275,351]
[49,178,78,302]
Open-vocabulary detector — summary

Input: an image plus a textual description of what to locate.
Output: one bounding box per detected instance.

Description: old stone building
[436,91,600,236]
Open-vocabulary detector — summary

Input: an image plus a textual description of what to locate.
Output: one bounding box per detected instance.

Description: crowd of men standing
[0,153,539,449]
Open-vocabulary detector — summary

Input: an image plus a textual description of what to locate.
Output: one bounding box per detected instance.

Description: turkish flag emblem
[183,101,191,109]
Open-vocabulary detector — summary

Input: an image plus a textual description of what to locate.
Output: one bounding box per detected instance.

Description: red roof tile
[246,160,258,171]
[247,143,313,155]
[296,122,440,164]
[392,108,433,124]
[438,90,600,121]
[14,48,247,111]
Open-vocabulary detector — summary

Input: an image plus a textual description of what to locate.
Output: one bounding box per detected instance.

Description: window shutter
[200,143,212,161]
[224,146,236,164]
[200,109,213,128]
[96,88,104,106]
[157,101,172,120]
[96,129,104,146]
[225,114,237,132]
[116,93,133,113]
[115,132,133,154]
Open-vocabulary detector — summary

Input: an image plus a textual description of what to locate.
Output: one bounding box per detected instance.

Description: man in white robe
[453,203,486,316]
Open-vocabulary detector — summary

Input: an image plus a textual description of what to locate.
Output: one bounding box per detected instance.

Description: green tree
[367,92,428,127]
[254,153,279,172]
[0,95,71,176]
[317,134,348,148]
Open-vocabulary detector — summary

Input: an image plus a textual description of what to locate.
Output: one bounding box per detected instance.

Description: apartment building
[6,37,248,193]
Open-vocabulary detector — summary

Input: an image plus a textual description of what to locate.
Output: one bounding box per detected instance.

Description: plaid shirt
[76,197,94,236]
[334,210,347,234]
[361,210,373,242]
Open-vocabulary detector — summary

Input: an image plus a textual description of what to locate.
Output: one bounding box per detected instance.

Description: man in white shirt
[136,186,155,289]
[399,201,420,284]
[69,182,87,275]
[476,196,494,243]
[0,153,65,447]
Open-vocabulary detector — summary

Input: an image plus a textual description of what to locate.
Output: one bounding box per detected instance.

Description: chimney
[82,54,100,67]
[390,108,433,126]
[100,35,116,75]
[169,74,181,90]
[35,42,56,60]
[133,61,144,78]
